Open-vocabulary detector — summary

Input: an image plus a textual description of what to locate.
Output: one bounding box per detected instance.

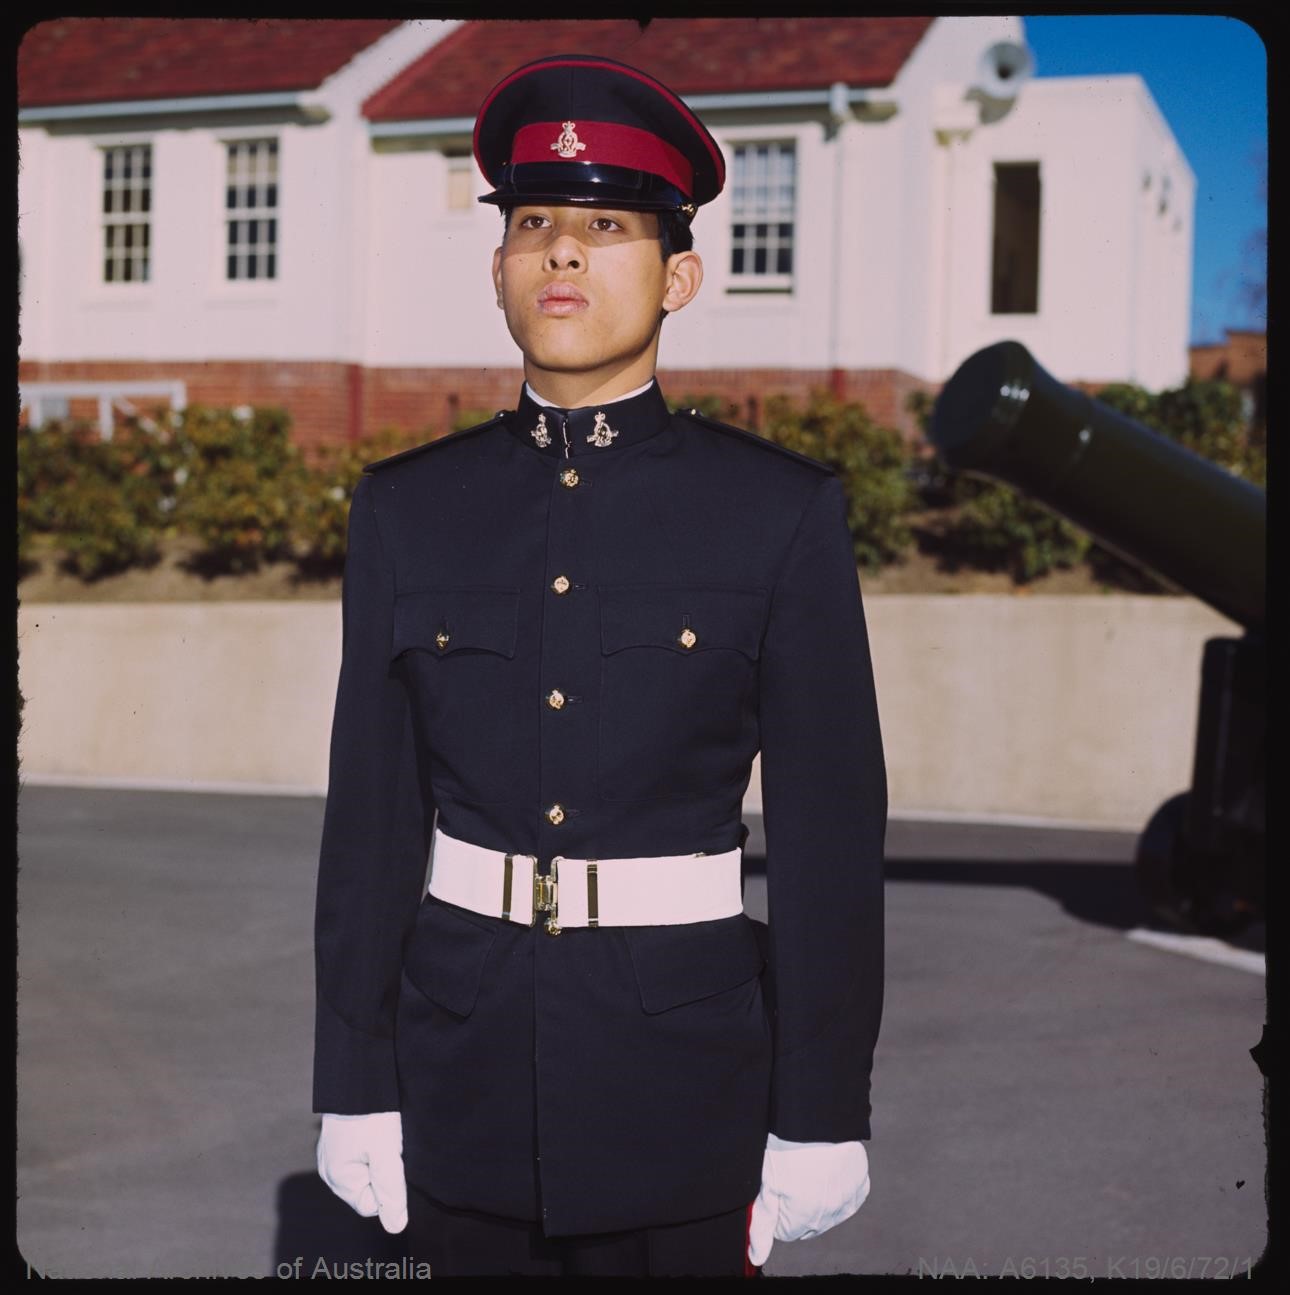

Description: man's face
[492,204,700,396]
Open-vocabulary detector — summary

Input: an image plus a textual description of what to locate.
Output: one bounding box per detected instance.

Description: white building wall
[364,16,1034,377]
[938,75,1194,386]
[18,20,457,370]
[664,118,838,370]
[17,124,51,358]
[1128,81,1195,389]
[876,15,1029,379]
[22,118,358,362]
[361,145,514,367]
[21,17,1194,396]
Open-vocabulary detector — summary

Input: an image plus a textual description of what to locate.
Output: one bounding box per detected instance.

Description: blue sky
[1023,14,1267,345]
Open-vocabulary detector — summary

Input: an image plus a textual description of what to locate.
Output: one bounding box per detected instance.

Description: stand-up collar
[508,379,673,459]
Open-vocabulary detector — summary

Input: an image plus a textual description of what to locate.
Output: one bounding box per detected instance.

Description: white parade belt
[427,825,744,936]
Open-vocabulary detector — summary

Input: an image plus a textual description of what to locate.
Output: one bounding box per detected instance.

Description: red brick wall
[1189,331,1266,386]
[19,359,354,452]
[20,358,938,447]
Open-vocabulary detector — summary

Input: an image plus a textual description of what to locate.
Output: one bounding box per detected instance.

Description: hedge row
[17,406,423,579]
[17,378,1262,585]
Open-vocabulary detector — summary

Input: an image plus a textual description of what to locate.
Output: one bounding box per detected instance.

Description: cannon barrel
[930,340,1265,630]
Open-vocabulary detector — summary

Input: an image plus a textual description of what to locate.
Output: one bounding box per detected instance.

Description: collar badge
[587,412,619,448]
[551,121,587,159]
[530,412,552,447]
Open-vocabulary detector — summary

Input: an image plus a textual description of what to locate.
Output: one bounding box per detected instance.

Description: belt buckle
[502,852,538,924]
[534,858,561,936]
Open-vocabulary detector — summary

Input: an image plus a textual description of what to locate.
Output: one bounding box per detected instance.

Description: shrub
[49,473,163,578]
[18,420,166,578]
[290,428,424,574]
[667,392,741,422]
[172,406,304,573]
[1095,379,1265,487]
[943,479,1092,583]
[18,421,112,532]
[452,407,501,433]
[761,392,916,570]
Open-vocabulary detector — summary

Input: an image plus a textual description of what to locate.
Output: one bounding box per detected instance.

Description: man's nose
[546,233,583,272]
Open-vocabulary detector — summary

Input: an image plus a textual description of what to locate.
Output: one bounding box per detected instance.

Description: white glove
[747,1134,870,1267]
[316,1111,408,1234]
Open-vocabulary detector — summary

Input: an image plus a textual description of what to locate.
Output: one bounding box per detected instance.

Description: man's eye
[519,215,550,229]
[590,218,622,232]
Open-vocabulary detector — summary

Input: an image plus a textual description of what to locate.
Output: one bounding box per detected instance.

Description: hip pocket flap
[402,897,499,1017]
[625,914,766,1014]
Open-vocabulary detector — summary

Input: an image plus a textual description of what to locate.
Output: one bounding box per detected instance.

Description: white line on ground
[1126,927,1265,976]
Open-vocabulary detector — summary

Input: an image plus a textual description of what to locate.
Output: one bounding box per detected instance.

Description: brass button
[551,575,571,594]
[435,630,450,650]
[546,689,566,710]
[678,627,697,649]
[560,467,580,488]
[546,803,566,825]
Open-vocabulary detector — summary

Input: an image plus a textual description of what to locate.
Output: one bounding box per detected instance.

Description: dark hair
[500,205,694,261]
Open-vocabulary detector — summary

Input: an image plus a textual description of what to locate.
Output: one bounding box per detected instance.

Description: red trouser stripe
[745,1201,759,1276]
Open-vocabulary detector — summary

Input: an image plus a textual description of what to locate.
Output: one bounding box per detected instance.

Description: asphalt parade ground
[15,785,1268,1278]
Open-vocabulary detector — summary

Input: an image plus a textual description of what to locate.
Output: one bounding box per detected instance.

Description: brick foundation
[19,358,938,448]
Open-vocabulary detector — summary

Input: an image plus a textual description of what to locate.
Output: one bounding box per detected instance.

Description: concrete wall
[17,595,1238,829]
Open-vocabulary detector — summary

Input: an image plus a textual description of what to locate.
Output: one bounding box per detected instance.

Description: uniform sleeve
[312,473,437,1114]
[758,471,887,1142]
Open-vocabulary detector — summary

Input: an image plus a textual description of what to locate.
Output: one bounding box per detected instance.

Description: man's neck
[521,353,662,409]
[526,377,655,410]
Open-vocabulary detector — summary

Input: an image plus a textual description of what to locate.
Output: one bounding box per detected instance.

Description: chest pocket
[392,587,524,804]
[597,584,767,801]
[393,587,519,661]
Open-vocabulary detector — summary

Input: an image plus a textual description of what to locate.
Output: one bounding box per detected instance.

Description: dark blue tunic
[312,380,886,1235]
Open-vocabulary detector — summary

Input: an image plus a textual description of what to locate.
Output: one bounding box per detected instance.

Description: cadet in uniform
[313,53,886,1277]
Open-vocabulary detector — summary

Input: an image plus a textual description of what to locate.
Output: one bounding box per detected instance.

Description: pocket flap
[393,587,519,660]
[401,897,498,1017]
[625,915,766,1014]
[598,585,767,659]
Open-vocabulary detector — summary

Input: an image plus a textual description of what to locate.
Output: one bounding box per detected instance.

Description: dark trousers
[406,1183,760,1277]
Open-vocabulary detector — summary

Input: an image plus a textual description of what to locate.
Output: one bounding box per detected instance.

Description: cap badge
[551,121,587,160]
[587,412,619,448]
[531,412,552,447]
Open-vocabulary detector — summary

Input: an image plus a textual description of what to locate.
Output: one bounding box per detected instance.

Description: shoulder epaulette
[676,408,835,474]
[363,412,510,473]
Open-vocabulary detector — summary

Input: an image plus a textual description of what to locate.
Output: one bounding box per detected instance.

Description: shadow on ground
[274,1174,411,1277]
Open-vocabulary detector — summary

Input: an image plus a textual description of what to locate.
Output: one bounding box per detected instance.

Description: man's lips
[537,283,588,315]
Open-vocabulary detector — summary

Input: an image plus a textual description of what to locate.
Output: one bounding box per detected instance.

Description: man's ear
[491,246,504,309]
[661,250,703,315]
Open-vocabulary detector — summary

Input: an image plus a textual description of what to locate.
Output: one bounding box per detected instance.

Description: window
[102,144,152,282]
[991,162,1040,314]
[445,153,474,211]
[729,142,795,289]
[225,139,278,280]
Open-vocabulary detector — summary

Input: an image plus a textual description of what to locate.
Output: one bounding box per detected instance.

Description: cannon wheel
[1136,793,1195,930]
[1135,792,1250,937]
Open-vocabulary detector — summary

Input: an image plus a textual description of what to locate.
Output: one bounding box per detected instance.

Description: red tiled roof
[363,18,936,122]
[18,18,403,109]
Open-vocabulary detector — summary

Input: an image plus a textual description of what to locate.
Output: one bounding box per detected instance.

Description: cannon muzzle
[931,340,1265,630]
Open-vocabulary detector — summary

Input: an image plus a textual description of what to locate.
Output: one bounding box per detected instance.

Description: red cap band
[511,120,695,198]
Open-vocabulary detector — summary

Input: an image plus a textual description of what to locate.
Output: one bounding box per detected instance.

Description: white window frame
[100,141,154,285]
[727,139,797,293]
[223,137,280,282]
